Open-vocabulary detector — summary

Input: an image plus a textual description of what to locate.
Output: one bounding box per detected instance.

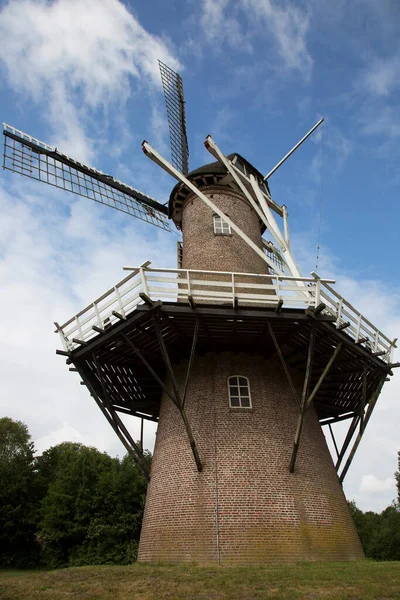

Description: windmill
[2,61,397,565]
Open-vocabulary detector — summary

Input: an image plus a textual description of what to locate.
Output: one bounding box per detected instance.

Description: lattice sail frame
[158,61,189,175]
[2,124,171,231]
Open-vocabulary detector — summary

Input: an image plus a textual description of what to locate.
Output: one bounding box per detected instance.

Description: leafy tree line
[349,452,400,561]
[0,417,149,569]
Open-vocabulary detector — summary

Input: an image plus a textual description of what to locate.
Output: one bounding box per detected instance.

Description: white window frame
[228,375,252,408]
[213,214,231,235]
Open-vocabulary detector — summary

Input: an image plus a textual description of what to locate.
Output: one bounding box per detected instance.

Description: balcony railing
[55,264,396,362]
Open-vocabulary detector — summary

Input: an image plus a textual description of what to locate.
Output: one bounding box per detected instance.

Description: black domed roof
[168,153,270,230]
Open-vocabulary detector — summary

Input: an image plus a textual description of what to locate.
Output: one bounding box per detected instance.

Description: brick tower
[136,157,364,564]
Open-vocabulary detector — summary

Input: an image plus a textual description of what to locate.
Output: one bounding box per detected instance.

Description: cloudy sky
[0,0,399,512]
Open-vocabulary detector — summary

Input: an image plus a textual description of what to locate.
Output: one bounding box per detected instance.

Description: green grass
[0,561,399,599]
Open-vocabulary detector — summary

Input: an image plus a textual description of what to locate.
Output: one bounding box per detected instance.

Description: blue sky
[0,0,399,512]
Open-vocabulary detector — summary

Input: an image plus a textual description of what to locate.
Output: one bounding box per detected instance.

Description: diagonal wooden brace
[339,374,386,482]
[289,340,342,473]
[151,314,203,472]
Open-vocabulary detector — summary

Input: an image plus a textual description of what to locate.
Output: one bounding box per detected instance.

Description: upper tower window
[213,214,231,235]
[228,376,251,408]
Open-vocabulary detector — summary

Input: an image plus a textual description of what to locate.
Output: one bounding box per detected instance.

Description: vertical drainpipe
[212,354,221,564]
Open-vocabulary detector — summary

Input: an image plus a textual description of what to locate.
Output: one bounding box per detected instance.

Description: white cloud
[0,174,176,458]
[0,0,180,162]
[359,474,397,495]
[362,55,400,97]
[200,0,312,79]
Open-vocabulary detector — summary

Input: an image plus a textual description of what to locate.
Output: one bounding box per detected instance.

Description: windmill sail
[158,60,189,175]
[2,124,170,231]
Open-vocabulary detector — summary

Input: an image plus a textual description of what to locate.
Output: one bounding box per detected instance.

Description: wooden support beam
[182,318,200,408]
[275,299,283,313]
[335,414,360,471]
[337,321,350,331]
[139,292,155,306]
[320,412,357,426]
[120,333,175,404]
[339,375,386,482]
[72,338,87,346]
[355,337,368,345]
[56,349,70,357]
[267,322,300,408]
[188,294,196,308]
[306,303,326,317]
[92,354,150,479]
[112,310,126,321]
[360,364,367,432]
[389,362,400,368]
[72,359,149,478]
[159,310,188,343]
[92,325,104,333]
[314,302,327,315]
[69,367,78,372]
[289,325,316,473]
[372,350,387,358]
[305,343,343,410]
[328,423,339,459]
[151,313,203,472]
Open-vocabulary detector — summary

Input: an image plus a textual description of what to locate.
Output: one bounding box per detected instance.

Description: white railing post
[314,280,321,309]
[75,316,84,340]
[113,286,126,318]
[390,339,397,363]
[54,322,71,352]
[187,270,191,300]
[93,302,103,328]
[374,331,379,353]
[336,297,343,328]
[232,273,235,308]
[355,315,361,343]
[139,267,149,297]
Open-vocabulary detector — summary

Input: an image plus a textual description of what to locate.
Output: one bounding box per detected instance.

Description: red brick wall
[138,352,364,564]
[181,185,268,274]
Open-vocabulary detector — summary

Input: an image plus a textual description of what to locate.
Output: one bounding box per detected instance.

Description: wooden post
[76,357,150,480]
[335,413,360,471]
[182,317,199,408]
[267,322,301,408]
[289,325,316,472]
[305,343,342,410]
[151,313,203,472]
[328,423,339,459]
[339,375,386,482]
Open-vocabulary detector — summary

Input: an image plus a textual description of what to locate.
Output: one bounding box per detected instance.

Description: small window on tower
[228,376,251,408]
[213,214,231,235]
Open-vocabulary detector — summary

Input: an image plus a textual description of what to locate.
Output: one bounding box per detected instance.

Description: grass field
[0,561,399,599]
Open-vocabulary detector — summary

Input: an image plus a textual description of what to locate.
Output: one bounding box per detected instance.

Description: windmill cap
[169,153,270,231]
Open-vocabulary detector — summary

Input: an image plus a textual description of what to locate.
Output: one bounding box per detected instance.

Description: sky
[0,0,399,513]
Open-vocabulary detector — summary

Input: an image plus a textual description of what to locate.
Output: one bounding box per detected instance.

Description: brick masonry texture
[138,184,364,564]
[138,353,364,564]
[181,185,268,274]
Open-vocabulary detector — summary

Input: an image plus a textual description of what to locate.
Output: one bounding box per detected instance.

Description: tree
[395,451,400,504]
[0,417,40,567]
[37,443,148,568]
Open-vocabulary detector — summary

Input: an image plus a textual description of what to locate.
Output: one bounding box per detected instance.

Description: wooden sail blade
[2,123,171,232]
[158,60,189,175]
